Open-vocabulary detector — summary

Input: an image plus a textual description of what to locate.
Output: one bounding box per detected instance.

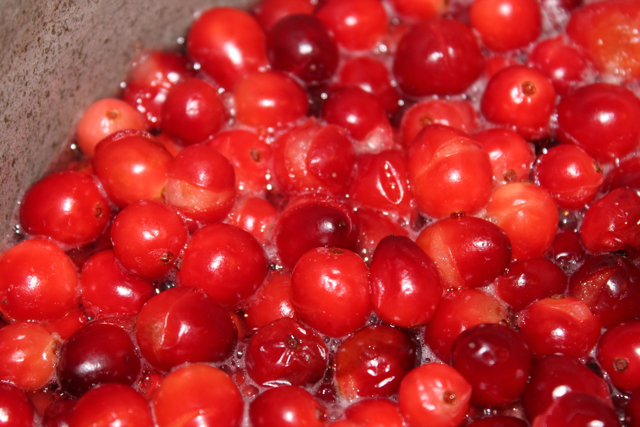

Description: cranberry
[136,287,237,371]
[19,171,110,247]
[415,215,511,290]
[393,18,484,96]
[481,65,556,140]
[451,323,532,407]
[386,0,447,22]
[334,324,419,400]
[474,128,535,184]
[344,399,405,427]
[604,156,640,193]
[42,399,75,427]
[314,0,388,51]
[291,247,370,337]
[398,363,472,427]
[0,322,56,390]
[533,144,604,210]
[245,318,327,387]
[226,195,278,245]
[470,0,541,52]
[370,235,442,328]
[0,238,78,322]
[178,223,268,309]
[70,383,154,427]
[249,385,326,427]
[57,322,141,398]
[266,14,338,85]
[579,187,640,254]
[556,83,640,163]
[569,254,640,329]
[0,382,35,427]
[517,295,601,359]
[187,7,268,91]
[244,271,296,331]
[527,36,589,96]
[354,208,410,263]
[252,0,315,30]
[532,392,620,427]
[152,364,244,427]
[596,320,640,393]
[566,0,640,80]
[234,70,308,129]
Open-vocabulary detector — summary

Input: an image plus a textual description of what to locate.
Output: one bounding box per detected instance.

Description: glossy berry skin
[234,70,308,129]
[245,318,327,387]
[164,144,236,224]
[160,78,226,145]
[556,83,640,163]
[0,238,78,322]
[321,86,393,154]
[569,254,640,329]
[75,98,147,158]
[355,208,410,264]
[136,287,237,372]
[527,36,589,96]
[291,247,370,338]
[424,289,509,361]
[344,399,405,427]
[80,250,155,319]
[484,182,558,261]
[394,18,483,97]
[531,392,620,427]
[596,320,640,393]
[92,129,173,208]
[604,156,640,193]
[400,99,477,149]
[415,216,511,290]
[249,386,326,427]
[335,324,418,401]
[244,271,296,331]
[474,128,535,184]
[273,194,359,270]
[481,66,556,140]
[272,118,356,197]
[19,171,110,247]
[252,0,315,31]
[370,235,442,328]
[314,0,388,51]
[111,200,187,281]
[566,0,640,80]
[0,322,56,390]
[493,257,568,311]
[387,0,446,22]
[266,14,338,85]
[470,0,541,52]
[517,296,601,359]
[398,363,472,427]
[533,145,604,211]
[580,188,640,254]
[0,382,35,427]
[69,383,154,427]
[57,322,141,398]
[178,223,268,309]
[522,354,613,421]
[152,364,244,427]
[408,125,493,218]
[186,7,268,91]
[226,195,278,245]
[451,323,532,407]
[347,150,413,218]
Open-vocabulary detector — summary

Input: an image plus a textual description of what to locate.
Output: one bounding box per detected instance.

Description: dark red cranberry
[370,235,442,328]
[466,416,528,427]
[42,399,76,427]
[334,324,419,401]
[57,322,141,398]
[569,254,640,329]
[393,18,484,96]
[549,229,587,273]
[532,392,620,427]
[451,323,532,407]
[245,318,327,387]
[266,14,338,85]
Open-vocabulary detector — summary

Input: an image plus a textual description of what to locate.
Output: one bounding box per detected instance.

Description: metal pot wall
[0,0,254,246]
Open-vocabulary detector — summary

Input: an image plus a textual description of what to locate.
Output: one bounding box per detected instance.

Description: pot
[0,0,255,246]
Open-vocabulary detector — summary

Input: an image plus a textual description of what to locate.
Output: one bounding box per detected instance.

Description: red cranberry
[527,36,589,96]
[604,156,640,193]
[344,398,405,427]
[0,382,35,427]
[249,385,326,427]
[393,18,484,96]
[57,322,141,398]
[314,0,388,51]
[470,0,541,52]
[291,247,370,337]
[354,208,411,263]
[42,399,75,427]
[244,271,296,331]
[474,128,535,184]
[596,320,640,393]
[70,383,154,427]
[386,0,447,22]
[556,83,640,163]
[335,324,419,401]
[252,0,314,30]
[451,323,532,407]
[245,318,327,387]
[531,392,620,427]
[569,254,640,329]
[370,235,442,328]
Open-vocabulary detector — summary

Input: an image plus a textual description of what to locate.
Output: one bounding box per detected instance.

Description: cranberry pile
[2,0,640,426]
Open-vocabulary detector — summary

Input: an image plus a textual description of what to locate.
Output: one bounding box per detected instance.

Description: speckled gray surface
[0,0,255,247]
